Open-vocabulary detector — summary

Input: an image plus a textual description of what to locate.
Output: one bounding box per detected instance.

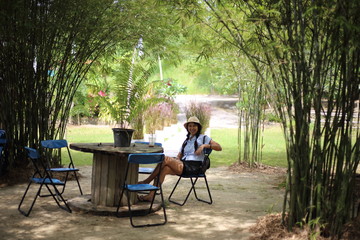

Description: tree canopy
[0,0,359,238]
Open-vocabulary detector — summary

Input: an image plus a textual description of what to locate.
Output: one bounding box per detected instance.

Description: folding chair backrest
[24,147,46,176]
[24,147,41,160]
[41,139,68,149]
[128,153,164,165]
[0,130,7,146]
[134,141,162,147]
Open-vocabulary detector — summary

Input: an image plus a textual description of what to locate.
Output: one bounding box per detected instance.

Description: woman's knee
[162,165,181,176]
[163,156,176,167]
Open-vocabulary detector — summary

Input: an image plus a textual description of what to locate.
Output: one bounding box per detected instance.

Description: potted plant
[97,52,154,147]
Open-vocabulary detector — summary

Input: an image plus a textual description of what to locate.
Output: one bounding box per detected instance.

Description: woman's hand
[177,152,183,160]
[195,144,209,155]
[194,140,222,155]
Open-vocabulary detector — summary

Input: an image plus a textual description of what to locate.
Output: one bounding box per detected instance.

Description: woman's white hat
[184,116,202,129]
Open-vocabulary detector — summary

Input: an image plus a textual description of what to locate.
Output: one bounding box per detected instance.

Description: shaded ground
[0,94,287,240]
[0,165,285,240]
[1,95,358,239]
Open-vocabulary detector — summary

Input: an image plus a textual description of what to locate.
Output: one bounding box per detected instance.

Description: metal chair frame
[168,149,213,206]
[41,139,83,196]
[18,147,71,216]
[116,153,167,228]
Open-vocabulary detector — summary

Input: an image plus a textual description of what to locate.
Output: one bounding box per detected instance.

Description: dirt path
[0,166,285,240]
[0,95,287,239]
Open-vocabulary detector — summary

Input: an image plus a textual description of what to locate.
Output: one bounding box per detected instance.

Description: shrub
[144,102,178,134]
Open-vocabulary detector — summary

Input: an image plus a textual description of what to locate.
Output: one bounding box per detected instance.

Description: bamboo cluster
[0,0,120,167]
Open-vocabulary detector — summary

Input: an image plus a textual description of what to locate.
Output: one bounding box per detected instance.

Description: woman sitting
[138,116,222,201]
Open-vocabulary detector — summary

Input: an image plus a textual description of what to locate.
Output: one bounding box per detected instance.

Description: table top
[69,142,163,155]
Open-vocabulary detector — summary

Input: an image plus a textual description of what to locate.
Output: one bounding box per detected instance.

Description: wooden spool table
[69,142,163,207]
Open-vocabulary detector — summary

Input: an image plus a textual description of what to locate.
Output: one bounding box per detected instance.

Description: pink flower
[98,90,106,97]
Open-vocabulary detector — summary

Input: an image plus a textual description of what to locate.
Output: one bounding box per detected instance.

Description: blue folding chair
[18,147,71,216]
[0,146,3,175]
[0,130,6,146]
[41,140,83,195]
[168,148,213,206]
[134,141,162,175]
[116,153,167,227]
[0,130,7,176]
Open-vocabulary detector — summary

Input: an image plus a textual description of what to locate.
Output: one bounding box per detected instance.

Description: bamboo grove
[170,0,360,237]
[0,0,359,237]
[0,0,176,169]
[0,0,140,168]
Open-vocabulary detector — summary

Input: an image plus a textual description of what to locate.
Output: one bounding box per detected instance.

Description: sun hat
[184,116,202,129]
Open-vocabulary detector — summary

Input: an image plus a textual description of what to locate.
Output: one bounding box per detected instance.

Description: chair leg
[168,176,195,206]
[116,187,126,215]
[71,170,83,195]
[191,176,213,204]
[45,184,72,213]
[18,181,71,217]
[159,187,168,225]
[126,189,167,228]
[168,176,183,205]
[168,175,213,206]
[18,181,38,217]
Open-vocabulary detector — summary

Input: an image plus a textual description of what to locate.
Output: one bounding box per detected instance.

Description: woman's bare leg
[138,164,161,184]
[139,157,183,201]
[139,156,183,184]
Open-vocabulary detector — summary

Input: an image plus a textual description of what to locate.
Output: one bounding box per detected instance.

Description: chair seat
[48,167,79,172]
[31,177,65,185]
[138,167,154,174]
[127,184,159,192]
[181,173,206,178]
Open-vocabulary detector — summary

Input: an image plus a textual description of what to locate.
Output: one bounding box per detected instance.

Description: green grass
[210,127,287,168]
[63,125,287,168]
[209,129,238,167]
[63,126,114,166]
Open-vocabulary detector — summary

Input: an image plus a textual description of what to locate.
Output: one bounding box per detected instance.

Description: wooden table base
[91,153,138,207]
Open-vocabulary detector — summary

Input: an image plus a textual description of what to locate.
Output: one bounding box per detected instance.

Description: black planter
[112,128,135,147]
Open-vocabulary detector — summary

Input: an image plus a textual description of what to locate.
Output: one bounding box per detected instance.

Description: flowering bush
[144,102,178,134]
[184,102,211,134]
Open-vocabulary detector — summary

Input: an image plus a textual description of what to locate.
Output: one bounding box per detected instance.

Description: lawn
[210,126,287,168]
[63,125,287,168]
